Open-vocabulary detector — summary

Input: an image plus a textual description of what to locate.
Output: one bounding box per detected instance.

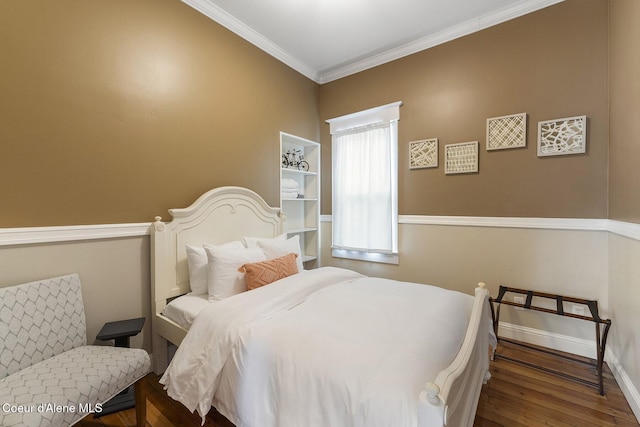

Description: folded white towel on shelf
[281,191,300,199]
[281,179,299,190]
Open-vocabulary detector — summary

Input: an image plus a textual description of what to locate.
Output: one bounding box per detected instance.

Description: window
[326,101,401,264]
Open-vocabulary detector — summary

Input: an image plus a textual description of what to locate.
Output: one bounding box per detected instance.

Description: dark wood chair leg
[134,375,148,427]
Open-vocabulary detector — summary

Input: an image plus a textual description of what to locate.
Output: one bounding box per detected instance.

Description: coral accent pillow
[239,253,299,290]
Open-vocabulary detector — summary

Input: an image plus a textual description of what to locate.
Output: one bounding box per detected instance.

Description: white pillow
[204,245,266,301]
[242,233,287,249]
[185,241,243,295]
[257,235,304,273]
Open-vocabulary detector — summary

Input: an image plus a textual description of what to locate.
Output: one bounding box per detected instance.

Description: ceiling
[181,0,563,84]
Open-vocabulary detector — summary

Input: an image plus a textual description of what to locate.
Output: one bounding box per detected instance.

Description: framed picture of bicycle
[409,138,438,169]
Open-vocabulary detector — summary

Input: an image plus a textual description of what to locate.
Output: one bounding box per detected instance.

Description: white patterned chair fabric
[0,274,86,379]
[0,274,150,427]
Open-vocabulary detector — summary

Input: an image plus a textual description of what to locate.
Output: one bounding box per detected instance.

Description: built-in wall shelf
[301,255,317,263]
[287,227,318,234]
[281,168,317,176]
[279,132,320,268]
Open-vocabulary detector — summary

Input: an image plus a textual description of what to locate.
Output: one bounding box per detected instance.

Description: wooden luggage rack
[491,285,612,395]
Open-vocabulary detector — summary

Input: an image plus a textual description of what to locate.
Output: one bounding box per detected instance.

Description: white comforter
[160,267,474,427]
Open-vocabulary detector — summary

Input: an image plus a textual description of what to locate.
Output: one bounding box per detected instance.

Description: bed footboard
[418,282,493,427]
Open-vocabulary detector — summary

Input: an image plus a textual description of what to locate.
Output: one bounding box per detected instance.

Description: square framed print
[409,138,438,169]
[486,112,527,150]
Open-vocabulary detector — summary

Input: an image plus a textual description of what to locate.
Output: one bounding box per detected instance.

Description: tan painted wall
[0,0,614,224]
[0,0,319,228]
[319,0,609,218]
[609,0,640,224]
[0,237,151,352]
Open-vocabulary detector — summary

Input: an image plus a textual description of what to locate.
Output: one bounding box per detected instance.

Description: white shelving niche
[279,132,320,268]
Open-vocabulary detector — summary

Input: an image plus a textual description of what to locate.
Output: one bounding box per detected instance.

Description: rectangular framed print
[445,141,478,174]
[537,115,587,157]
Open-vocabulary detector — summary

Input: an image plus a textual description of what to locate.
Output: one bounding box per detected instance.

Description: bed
[150,186,495,427]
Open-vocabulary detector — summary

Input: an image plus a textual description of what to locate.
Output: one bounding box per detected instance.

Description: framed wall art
[444,141,478,174]
[537,115,587,157]
[486,112,527,150]
[409,138,438,169]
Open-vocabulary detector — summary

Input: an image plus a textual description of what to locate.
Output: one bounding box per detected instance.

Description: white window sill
[331,248,399,265]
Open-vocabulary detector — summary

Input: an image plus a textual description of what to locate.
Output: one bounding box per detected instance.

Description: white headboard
[150,186,284,306]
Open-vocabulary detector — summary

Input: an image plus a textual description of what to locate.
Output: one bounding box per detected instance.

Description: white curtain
[332,121,398,254]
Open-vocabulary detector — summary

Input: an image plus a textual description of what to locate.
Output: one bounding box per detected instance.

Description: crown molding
[182,0,563,84]
[180,0,319,82]
[317,0,566,83]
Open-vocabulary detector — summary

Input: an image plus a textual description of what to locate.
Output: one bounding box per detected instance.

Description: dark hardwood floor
[79,340,639,427]
[475,340,638,426]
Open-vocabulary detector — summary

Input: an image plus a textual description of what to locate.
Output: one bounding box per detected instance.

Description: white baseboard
[606,352,640,423]
[498,322,640,423]
[497,322,597,359]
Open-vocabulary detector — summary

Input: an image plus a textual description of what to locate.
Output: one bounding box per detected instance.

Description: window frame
[326,101,401,264]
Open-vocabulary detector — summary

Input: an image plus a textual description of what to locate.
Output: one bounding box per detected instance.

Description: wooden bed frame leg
[134,375,148,427]
[152,330,169,374]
